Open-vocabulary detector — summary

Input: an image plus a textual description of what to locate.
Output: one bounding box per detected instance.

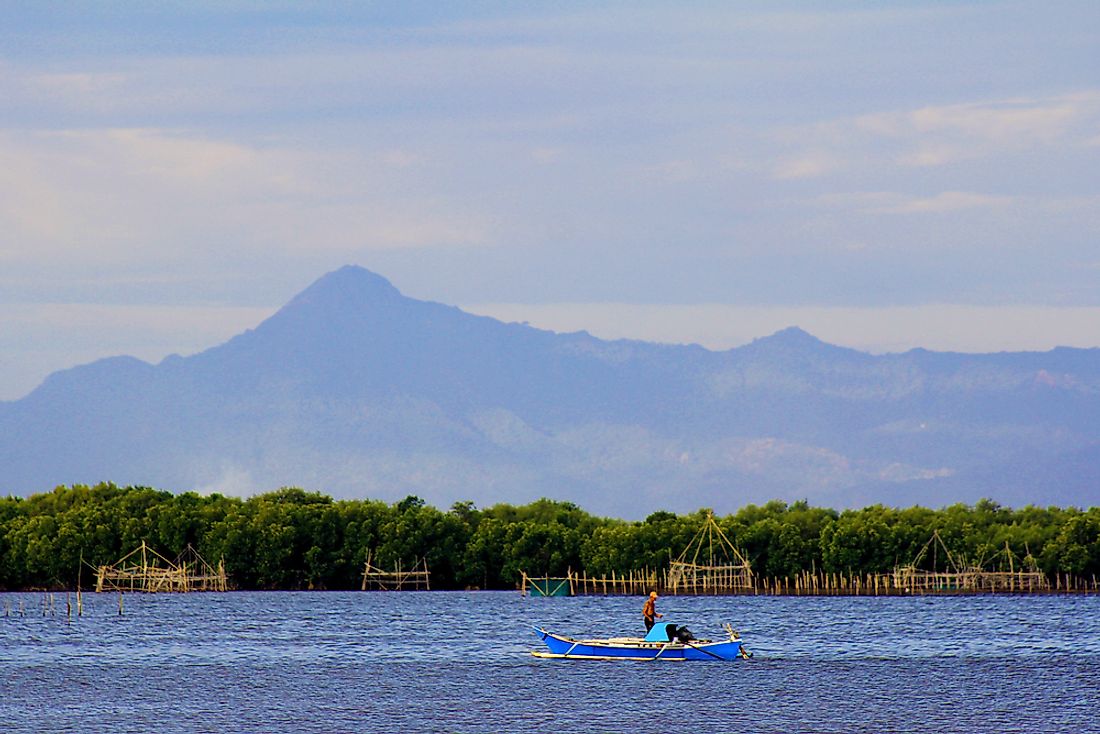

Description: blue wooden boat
[532,622,751,661]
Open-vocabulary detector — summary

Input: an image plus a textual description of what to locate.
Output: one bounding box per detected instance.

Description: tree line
[0,483,1097,591]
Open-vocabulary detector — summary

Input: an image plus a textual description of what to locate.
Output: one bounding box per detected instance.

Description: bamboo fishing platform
[522,512,753,597]
[519,527,1095,597]
[360,553,430,590]
[666,512,753,593]
[892,531,1049,593]
[94,541,228,593]
[517,568,1097,597]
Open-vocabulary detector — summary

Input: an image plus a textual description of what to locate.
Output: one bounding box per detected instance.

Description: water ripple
[1,592,1098,733]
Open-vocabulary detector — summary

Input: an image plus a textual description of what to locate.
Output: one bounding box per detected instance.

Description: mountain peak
[743,326,880,363]
[304,264,400,299]
[281,265,404,314]
[751,326,825,349]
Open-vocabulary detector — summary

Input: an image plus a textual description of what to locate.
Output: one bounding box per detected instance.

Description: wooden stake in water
[77,550,84,617]
[118,591,124,616]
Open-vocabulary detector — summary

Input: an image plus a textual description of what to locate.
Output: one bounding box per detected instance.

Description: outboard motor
[674,626,695,643]
[662,624,695,642]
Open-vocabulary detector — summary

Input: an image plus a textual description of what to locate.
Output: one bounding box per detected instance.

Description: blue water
[2,591,1098,733]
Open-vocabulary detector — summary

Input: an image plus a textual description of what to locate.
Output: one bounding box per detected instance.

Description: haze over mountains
[2,265,1098,517]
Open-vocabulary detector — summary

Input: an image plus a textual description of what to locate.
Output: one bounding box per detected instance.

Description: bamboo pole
[552,564,1100,598]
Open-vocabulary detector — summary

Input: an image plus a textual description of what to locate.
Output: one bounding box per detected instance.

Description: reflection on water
[2,592,1098,733]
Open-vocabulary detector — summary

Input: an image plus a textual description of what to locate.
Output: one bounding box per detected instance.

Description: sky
[1,1,1099,400]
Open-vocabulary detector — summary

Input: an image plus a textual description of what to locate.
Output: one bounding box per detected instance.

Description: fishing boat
[532,622,751,661]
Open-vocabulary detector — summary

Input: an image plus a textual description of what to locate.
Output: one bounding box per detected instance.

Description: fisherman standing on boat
[642,590,663,632]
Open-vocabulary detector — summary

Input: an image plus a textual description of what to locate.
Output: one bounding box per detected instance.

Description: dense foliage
[0,484,1097,590]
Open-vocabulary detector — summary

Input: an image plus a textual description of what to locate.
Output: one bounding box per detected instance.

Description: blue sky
[2,1,1099,399]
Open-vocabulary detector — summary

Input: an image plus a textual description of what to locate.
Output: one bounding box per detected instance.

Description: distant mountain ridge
[2,265,1098,517]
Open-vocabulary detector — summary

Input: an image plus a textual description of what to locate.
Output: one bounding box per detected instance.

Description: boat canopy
[643,622,681,642]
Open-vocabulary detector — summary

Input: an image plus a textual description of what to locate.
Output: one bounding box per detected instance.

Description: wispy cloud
[771,152,840,180]
[762,91,1100,178]
[818,190,1097,223]
[0,127,496,267]
[872,191,1015,214]
[857,92,1100,166]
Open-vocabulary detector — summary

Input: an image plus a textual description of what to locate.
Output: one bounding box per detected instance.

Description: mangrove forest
[0,483,1098,591]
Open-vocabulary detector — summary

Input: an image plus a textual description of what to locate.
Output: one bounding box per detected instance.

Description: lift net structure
[666,512,753,594]
[360,552,431,591]
[892,531,1048,593]
[95,541,228,593]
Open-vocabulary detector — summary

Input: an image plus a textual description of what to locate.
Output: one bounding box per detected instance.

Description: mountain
[2,265,1099,517]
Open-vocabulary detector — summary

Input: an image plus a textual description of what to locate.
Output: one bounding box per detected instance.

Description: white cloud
[895,144,963,168]
[873,191,1015,214]
[909,96,1085,140]
[771,153,839,180]
[27,69,135,111]
[67,127,258,181]
[764,91,1100,178]
[855,95,1091,141]
[856,92,1100,166]
[0,127,496,267]
[193,464,261,498]
[816,191,1099,234]
[877,463,954,482]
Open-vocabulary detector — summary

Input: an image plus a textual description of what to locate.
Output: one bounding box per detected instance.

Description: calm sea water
[1,591,1097,733]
